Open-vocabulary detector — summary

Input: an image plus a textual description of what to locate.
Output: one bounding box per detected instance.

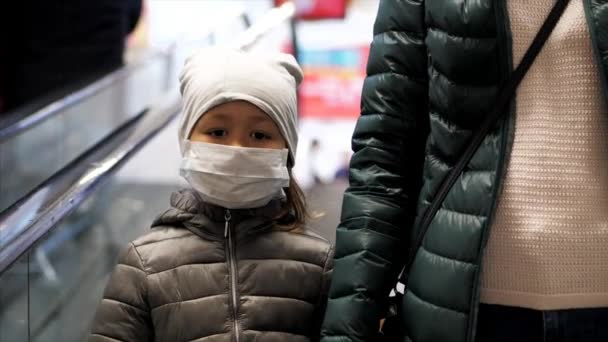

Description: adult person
[321,0,608,341]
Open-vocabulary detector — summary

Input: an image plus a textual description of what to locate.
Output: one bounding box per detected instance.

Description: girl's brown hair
[275,169,309,230]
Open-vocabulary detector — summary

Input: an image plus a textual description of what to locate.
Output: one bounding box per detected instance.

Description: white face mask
[179,141,290,209]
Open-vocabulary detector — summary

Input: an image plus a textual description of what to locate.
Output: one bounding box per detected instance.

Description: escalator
[0,48,173,213]
[0,4,296,341]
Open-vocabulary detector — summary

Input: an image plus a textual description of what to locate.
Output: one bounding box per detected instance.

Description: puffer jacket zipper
[224,209,241,342]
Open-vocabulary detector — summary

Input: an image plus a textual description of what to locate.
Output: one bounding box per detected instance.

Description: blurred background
[0,1,378,341]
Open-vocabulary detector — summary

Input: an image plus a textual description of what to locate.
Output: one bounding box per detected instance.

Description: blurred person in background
[296,138,335,192]
[89,47,333,342]
[333,151,351,181]
[309,138,324,185]
[0,0,142,113]
[321,0,608,341]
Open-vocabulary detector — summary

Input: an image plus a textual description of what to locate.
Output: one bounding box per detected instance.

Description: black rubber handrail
[0,2,295,275]
[0,48,172,144]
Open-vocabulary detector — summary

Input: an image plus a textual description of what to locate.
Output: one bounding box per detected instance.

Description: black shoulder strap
[398,0,570,287]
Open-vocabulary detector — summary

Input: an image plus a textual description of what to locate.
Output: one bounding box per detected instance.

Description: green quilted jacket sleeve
[320,1,429,341]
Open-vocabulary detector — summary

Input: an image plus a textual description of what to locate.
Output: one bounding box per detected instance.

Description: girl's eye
[208,129,227,137]
[251,132,271,140]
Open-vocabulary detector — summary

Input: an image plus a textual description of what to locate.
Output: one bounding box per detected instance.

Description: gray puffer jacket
[90,189,333,342]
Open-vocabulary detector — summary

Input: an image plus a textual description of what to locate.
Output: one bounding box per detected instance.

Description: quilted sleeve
[89,243,154,342]
[320,0,429,341]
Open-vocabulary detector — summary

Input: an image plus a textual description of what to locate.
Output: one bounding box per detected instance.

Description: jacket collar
[151,189,284,241]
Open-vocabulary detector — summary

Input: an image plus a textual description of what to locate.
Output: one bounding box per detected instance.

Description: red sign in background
[288,45,369,120]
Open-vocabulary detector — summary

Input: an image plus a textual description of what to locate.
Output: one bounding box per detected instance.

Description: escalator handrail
[0,2,295,275]
[0,47,172,144]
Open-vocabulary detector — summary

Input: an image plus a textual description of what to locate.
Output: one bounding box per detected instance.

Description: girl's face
[189,100,287,150]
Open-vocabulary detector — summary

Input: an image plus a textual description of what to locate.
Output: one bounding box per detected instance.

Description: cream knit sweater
[480,0,608,310]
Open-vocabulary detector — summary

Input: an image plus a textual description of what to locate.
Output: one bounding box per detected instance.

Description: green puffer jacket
[320,1,608,342]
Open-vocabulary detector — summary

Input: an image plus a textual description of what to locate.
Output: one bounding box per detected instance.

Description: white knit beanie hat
[178,47,303,165]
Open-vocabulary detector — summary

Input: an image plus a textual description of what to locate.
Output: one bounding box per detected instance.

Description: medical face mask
[179,140,290,209]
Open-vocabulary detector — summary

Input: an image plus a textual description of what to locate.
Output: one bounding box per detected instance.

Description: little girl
[89,47,333,342]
